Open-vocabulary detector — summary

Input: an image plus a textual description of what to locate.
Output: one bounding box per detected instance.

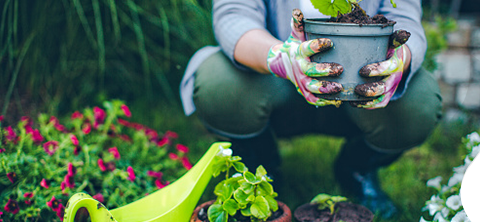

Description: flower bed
[0,100,193,221]
[420,132,480,222]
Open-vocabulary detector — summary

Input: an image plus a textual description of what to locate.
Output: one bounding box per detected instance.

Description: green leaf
[257,181,274,196]
[241,207,252,217]
[265,195,278,212]
[232,162,247,173]
[311,0,352,17]
[212,158,229,177]
[208,204,228,222]
[214,181,233,202]
[244,171,261,184]
[331,195,348,203]
[247,194,256,202]
[223,199,240,216]
[311,193,332,204]
[390,0,397,8]
[231,156,242,162]
[234,189,251,205]
[239,179,255,194]
[250,196,271,220]
[255,165,267,178]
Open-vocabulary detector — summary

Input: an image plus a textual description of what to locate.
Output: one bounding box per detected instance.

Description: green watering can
[63,142,231,222]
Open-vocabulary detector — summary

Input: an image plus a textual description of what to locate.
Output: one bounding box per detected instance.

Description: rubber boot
[334,137,402,219]
[229,128,282,186]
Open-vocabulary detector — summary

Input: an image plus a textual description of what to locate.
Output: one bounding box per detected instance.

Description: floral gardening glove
[352,30,411,109]
[267,9,344,107]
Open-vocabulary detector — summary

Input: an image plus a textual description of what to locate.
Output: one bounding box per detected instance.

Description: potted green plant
[294,193,374,222]
[190,146,291,222]
[303,0,409,102]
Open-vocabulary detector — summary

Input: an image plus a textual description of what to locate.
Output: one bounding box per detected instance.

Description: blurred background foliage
[0,0,214,118]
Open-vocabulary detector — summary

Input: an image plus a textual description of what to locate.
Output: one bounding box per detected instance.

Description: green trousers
[193,51,443,152]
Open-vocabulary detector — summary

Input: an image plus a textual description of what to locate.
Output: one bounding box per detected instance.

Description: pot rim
[304,18,394,36]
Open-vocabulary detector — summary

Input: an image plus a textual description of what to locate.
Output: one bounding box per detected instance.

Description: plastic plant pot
[304,18,394,101]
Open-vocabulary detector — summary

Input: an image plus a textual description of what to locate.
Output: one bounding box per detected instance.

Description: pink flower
[155,179,170,189]
[6,172,17,184]
[63,174,75,189]
[74,146,81,155]
[47,196,61,211]
[168,153,178,160]
[30,129,44,144]
[165,131,178,139]
[147,171,163,179]
[5,126,17,142]
[23,192,34,205]
[67,163,76,176]
[49,116,66,132]
[82,123,91,134]
[93,107,106,128]
[60,181,66,191]
[92,193,104,203]
[106,161,116,171]
[127,166,135,181]
[0,148,5,153]
[56,204,65,221]
[108,147,121,159]
[157,137,170,147]
[176,144,189,153]
[98,159,107,172]
[117,118,130,126]
[40,179,50,189]
[71,111,83,119]
[4,199,19,214]
[21,116,33,127]
[144,128,158,140]
[130,123,144,131]
[43,141,59,156]
[181,157,193,170]
[70,134,79,146]
[121,104,132,117]
[0,115,3,121]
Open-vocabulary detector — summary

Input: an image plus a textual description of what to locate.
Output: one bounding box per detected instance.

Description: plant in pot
[294,193,374,222]
[303,0,410,103]
[190,146,291,222]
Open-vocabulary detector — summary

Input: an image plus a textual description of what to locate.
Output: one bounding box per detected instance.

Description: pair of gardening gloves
[267,9,409,109]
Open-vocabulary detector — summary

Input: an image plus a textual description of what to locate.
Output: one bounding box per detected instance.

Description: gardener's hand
[267,9,344,107]
[352,30,411,109]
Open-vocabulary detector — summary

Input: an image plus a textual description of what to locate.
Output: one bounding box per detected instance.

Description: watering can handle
[63,193,117,222]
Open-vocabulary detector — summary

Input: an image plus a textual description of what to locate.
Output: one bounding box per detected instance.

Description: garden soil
[294,202,374,222]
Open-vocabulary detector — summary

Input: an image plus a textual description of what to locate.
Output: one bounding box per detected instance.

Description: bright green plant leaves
[311,193,348,214]
[232,161,247,173]
[223,199,240,216]
[250,196,271,220]
[214,181,234,202]
[311,0,352,17]
[208,204,228,222]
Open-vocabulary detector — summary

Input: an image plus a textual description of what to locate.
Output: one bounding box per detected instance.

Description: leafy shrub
[0,100,193,221]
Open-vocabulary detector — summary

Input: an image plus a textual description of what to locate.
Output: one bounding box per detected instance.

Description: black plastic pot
[304,19,394,101]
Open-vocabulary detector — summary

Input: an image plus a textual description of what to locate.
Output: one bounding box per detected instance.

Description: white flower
[448,172,464,187]
[434,212,449,222]
[470,145,479,159]
[217,146,233,157]
[232,173,242,178]
[467,132,480,143]
[451,210,470,222]
[427,176,443,189]
[440,207,450,218]
[420,217,430,222]
[426,195,445,216]
[446,195,462,210]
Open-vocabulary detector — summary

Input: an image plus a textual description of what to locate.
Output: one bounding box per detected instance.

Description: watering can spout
[64,142,231,222]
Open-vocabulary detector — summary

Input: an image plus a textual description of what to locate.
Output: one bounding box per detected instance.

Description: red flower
[5,126,17,142]
[106,161,116,171]
[6,172,17,184]
[43,141,59,156]
[168,153,178,160]
[82,123,91,134]
[157,137,170,147]
[127,166,135,182]
[30,129,44,144]
[49,116,66,132]
[155,179,170,189]
[23,192,34,205]
[71,111,83,119]
[121,104,132,117]
[181,157,193,170]
[108,147,121,159]
[0,148,5,153]
[93,107,106,128]
[98,159,107,172]
[67,163,76,177]
[47,196,60,210]
[144,128,158,141]
[147,171,163,179]
[129,123,144,131]
[21,116,33,127]
[4,199,19,214]
[56,204,65,221]
[165,130,178,139]
[40,178,50,189]
[92,193,104,203]
[70,134,79,146]
[0,115,3,121]
[176,144,189,153]
[117,118,130,126]
[74,146,82,155]
[63,174,75,189]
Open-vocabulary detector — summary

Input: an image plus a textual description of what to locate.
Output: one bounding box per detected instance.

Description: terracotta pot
[294,202,374,222]
[190,200,292,222]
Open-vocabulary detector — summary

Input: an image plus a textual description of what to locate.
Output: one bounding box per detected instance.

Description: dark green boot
[334,137,402,219]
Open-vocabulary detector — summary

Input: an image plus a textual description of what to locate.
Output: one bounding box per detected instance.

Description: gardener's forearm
[234,29,282,74]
